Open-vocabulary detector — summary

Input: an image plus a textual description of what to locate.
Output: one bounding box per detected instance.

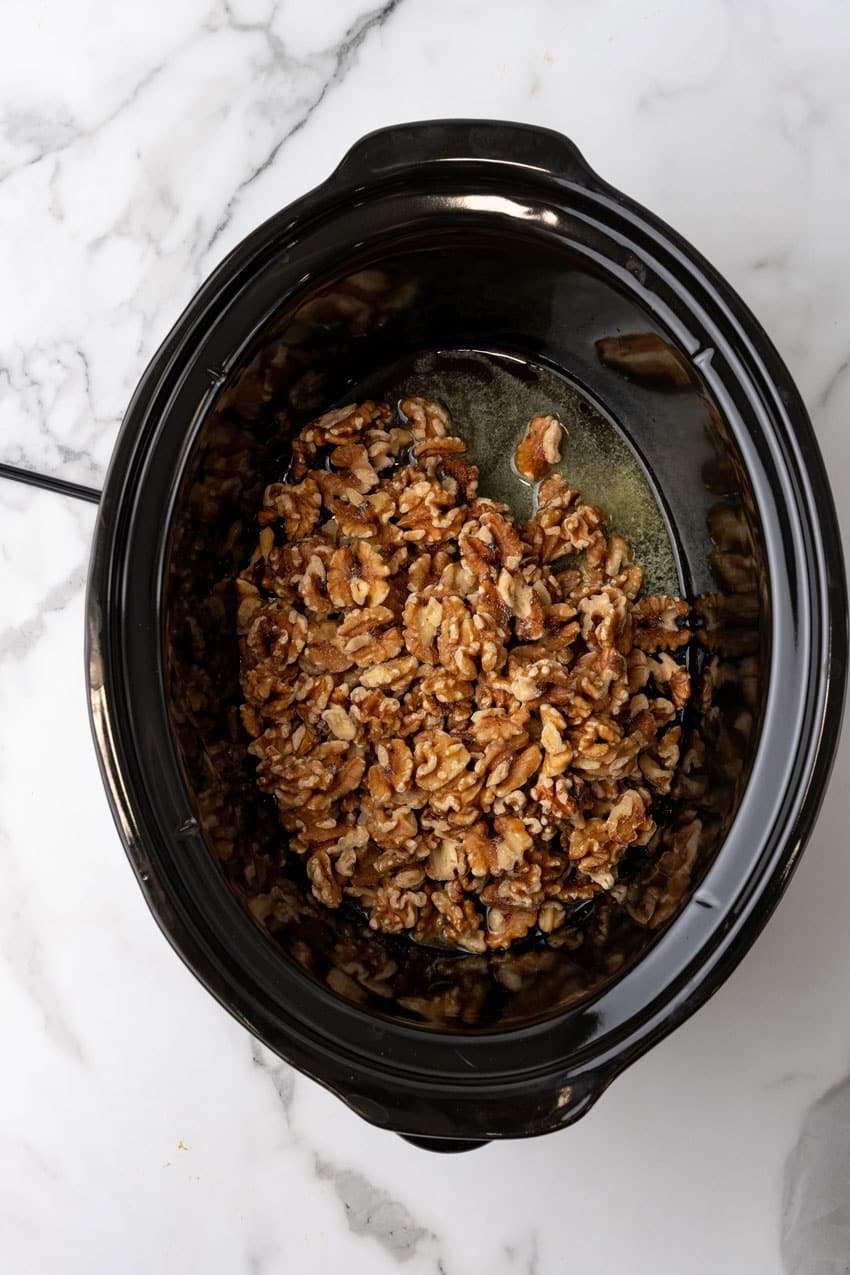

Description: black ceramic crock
[87,120,847,1149]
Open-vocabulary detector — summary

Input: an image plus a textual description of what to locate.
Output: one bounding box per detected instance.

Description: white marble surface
[2,1,850,1271]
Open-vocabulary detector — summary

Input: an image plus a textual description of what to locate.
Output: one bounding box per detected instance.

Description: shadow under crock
[87,121,845,1146]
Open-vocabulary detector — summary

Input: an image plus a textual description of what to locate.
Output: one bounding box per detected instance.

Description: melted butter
[386,349,679,595]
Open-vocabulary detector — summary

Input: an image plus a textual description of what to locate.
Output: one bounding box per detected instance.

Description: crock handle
[329,119,602,190]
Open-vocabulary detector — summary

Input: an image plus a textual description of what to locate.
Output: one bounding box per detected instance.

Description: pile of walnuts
[237,397,691,952]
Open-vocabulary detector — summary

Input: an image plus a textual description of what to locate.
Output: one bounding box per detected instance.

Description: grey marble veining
[2,2,850,1272]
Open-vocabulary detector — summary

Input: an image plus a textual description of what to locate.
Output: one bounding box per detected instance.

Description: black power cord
[0,461,101,504]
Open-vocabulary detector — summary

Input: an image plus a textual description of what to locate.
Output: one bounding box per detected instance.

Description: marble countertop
[3,1,850,1271]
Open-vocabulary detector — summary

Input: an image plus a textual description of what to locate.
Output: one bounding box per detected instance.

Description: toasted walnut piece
[244,603,308,666]
[406,550,453,593]
[258,477,322,538]
[413,729,471,792]
[322,703,357,741]
[396,474,467,545]
[459,505,524,578]
[497,568,545,640]
[301,638,355,674]
[632,595,690,651]
[365,804,418,853]
[443,457,480,501]
[486,906,537,949]
[464,817,532,876]
[515,414,563,480]
[327,541,390,608]
[413,434,467,462]
[436,595,479,679]
[569,648,628,717]
[337,606,403,667]
[419,667,474,706]
[366,423,412,469]
[236,578,263,634]
[648,651,692,708]
[359,653,420,691]
[307,850,342,908]
[606,789,649,843]
[347,686,402,742]
[367,739,414,802]
[402,590,443,662]
[485,743,542,799]
[469,706,527,747]
[296,544,336,615]
[301,400,392,448]
[369,881,428,934]
[427,837,462,881]
[328,443,379,493]
[401,396,452,440]
[539,703,573,777]
[537,900,566,934]
[578,587,630,648]
[431,890,487,953]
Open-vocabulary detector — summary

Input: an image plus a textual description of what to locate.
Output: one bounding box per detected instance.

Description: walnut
[367,739,414,802]
[316,471,397,540]
[258,477,322,538]
[648,651,693,708]
[364,803,418,853]
[465,817,533,876]
[307,850,342,908]
[443,457,480,501]
[497,568,545,640]
[606,789,653,844]
[632,596,690,651]
[402,589,443,662]
[539,703,573,776]
[240,396,694,952]
[366,425,413,472]
[321,703,358,742]
[523,475,579,562]
[459,504,524,578]
[243,602,307,666]
[396,473,466,544]
[414,729,470,791]
[349,687,403,741]
[401,396,452,440]
[359,653,420,691]
[515,414,563,480]
[413,434,468,462]
[430,889,487,953]
[297,543,336,615]
[486,906,537,949]
[427,837,462,880]
[327,541,390,608]
[337,606,403,667]
[484,743,542,799]
[436,595,479,679]
[578,587,630,648]
[369,882,428,934]
[328,443,379,493]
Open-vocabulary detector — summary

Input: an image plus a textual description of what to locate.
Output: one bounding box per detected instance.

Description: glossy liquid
[380,348,680,596]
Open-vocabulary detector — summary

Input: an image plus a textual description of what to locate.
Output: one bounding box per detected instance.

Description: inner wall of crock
[163,229,767,1030]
